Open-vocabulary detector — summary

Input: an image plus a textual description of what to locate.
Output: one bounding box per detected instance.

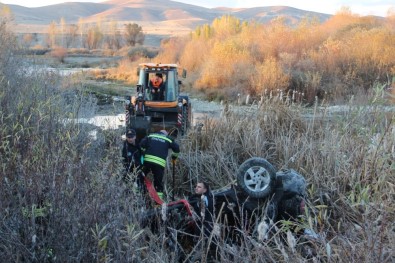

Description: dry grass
[2,78,393,261]
[1,17,394,262]
[175,99,394,262]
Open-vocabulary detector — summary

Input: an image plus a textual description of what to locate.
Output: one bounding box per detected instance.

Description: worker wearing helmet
[140,130,179,199]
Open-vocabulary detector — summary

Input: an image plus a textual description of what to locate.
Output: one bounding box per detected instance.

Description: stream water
[49,67,394,132]
[74,98,224,131]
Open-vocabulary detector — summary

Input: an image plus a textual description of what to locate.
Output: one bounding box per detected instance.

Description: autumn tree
[250,57,290,96]
[1,4,13,21]
[0,6,17,74]
[105,20,122,50]
[86,24,103,49]
[63,24,78,48]
[46,21,58,48]
[124,23,145,47]
[78,18,86,48]
[386,7,395,31]
[22,33,34,48]
[290,17,323,58]
[180,39,209,71]
[261,18,292,60]
[193,24,213,39]
[60,17,66,47]
[197,38,253,90]
[212,15,244,39]
[121,8,395,103]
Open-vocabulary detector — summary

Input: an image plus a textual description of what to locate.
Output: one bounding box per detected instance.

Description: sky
[0,0,393,17]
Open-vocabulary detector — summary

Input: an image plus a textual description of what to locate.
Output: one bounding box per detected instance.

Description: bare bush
[50,47,67,63]
[175,100,394,262]
[0,19,145,262]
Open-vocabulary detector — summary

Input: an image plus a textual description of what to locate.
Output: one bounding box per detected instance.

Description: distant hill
[4,0,331,28]
[2,0,332,46]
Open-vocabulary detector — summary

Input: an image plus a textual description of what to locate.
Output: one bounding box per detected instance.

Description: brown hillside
[4,0,332,37]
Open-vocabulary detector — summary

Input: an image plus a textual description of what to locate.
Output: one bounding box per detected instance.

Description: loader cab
[137,63,185,102]
[128,63,190,140]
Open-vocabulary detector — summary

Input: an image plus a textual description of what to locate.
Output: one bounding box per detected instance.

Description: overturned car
[139,157,308,260]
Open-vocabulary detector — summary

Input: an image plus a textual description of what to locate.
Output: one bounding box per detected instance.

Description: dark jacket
[189,192,214,224]
[122,140,142,172]
[140,132,180,168]
[189,191,215,238]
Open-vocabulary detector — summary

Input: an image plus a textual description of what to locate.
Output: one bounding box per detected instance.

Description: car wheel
[236,157,276,198]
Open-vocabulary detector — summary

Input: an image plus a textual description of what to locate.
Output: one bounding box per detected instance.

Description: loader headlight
[178,102,183,107]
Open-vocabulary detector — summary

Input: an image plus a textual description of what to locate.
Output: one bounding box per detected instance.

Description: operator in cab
[149,73,165,101]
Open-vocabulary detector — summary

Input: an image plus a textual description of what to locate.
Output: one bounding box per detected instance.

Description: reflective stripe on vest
[149,134,172,143]
[144,154,166,167]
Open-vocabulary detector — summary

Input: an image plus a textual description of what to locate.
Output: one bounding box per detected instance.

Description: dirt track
[94,96,395,131]
[92,97,225,130]
[189,98,224,125]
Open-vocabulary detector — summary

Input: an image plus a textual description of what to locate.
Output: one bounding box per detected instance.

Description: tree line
[13,7,395,104]
[154,9,395,103]
[22,18,145,50]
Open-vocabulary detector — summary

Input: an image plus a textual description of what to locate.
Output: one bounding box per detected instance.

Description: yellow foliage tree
[145,9,395,102]
[386,7,395,30]
[290,17,324,58]
[155,36,189,64]
[86,24,103,49]
[259,18,291,59]
[196,38,252,89]
[250,57,290,95]
[192,24,213,39]
[22,33,34,48]
[46,21,58,48]
[348,27,395,85]
[322,7,361,35]
[180,39,210,72]
[212,15,243,40]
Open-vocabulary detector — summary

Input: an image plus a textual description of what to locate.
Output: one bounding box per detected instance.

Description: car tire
[236,157,276,198]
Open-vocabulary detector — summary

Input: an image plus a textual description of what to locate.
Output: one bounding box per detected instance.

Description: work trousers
[142,162,165,192]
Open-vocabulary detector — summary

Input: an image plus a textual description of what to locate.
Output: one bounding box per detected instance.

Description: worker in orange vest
[149,73,165,101]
